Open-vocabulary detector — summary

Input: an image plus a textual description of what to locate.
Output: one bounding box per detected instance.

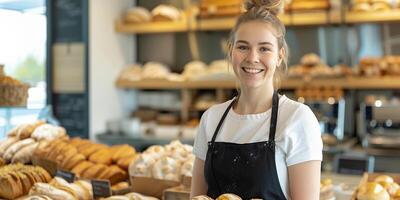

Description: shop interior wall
[89,0,136,140]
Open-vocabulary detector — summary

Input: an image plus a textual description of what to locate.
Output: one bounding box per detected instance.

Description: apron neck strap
[210,99,236,144]
[268,91,279,143]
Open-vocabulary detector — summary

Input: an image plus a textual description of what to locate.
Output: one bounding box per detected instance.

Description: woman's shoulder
[279,95,315,121]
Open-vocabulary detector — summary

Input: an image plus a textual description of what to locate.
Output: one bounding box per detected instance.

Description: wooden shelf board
[117,77,400,90]
[196,17,237,31]
[115,19,189,34]
[346,10,400,23]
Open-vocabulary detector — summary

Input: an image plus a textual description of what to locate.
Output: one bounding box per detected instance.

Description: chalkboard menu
[53,0,83,42]
[53,93,88,138]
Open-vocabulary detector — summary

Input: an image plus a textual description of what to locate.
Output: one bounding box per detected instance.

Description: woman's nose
[246,49,260,64]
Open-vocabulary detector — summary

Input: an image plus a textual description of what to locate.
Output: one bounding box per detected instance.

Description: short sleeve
[193,110,209,161]
[286,105,323,166]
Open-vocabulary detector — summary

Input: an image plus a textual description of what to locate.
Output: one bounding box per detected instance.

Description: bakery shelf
[115,18,189,34]
[116,77,400,90]
[345,9,400,23]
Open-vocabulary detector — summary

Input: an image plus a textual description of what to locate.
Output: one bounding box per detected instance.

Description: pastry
[62,153,86,170]
[110,144,136,162]
[82,164,108,179]
[29,182,78,200]
[103,196,130,200]
[72,161,95,177]
[192,195,214,200]
[125,192,160,199]
[31,124,67,141]
[16,121,46,139]
[89,148,112,165]
[3,138,35,162]
[117,155,138,170]
[79,143,107,158]
[217,193,242,200]
[151,4,182,21]
[103,165,128,185]
[374,175,394,184]
[111,182,129,191]
[0,136,19,157]
[125,7,152,23]
[12,142,39,164]
[75,180,93,199]
[357,182,390,200]
[151,156,180,181]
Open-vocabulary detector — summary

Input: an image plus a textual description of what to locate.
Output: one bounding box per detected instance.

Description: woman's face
[231,20,282,89]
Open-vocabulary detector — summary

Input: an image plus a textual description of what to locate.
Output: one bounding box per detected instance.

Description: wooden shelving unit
[116,77,400,90]
[115,18,189,34]
[346,9,400,23]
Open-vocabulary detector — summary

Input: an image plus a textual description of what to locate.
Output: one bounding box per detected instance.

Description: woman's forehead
[234,21,277,44]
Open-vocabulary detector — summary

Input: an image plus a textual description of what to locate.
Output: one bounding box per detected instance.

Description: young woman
[190,0,323,199]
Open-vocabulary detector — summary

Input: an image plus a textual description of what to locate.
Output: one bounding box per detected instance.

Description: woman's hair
[227,0,289,89]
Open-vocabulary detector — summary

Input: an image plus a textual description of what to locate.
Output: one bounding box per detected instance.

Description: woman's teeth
[242,67,264,74]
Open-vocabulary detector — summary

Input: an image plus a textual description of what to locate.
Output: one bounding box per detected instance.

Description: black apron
[204,91,287,200]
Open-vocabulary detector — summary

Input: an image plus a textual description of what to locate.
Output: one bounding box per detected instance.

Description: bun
[357,182,390,200]
[216,193,242,200]
[245,0,284,15]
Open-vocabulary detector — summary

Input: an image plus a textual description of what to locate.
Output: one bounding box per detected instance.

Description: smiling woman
[190,0,322,199]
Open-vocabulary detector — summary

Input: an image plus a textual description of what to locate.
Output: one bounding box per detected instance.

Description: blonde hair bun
[245,0,284,15]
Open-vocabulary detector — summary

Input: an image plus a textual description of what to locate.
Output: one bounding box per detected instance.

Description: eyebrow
[236,40,273,46]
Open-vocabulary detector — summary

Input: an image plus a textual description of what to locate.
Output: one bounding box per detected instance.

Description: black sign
[91,179,112,199]
[53,0,83,42]
[56,169,76,183]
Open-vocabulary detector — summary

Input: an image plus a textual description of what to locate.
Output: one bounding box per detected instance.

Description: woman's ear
[278,47,285,67]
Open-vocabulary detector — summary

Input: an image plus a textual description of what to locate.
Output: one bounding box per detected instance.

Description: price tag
[55,169,75,183]
[91,179,112,199]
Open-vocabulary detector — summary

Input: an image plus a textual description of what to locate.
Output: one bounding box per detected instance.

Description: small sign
[91,179,112,199]
[56,169,75,183]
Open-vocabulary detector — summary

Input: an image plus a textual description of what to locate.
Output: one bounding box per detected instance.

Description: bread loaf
[62,153,86,170]
[31,124,67,141]
[89,148,112,165]
[0,137,19,157]
[29,182,78,200]
[72,161,95,177]
[117,155,137,170]
[4,138,35,161]
[17,120,45,139]
[82,164,108,179]
[12,142,39,164]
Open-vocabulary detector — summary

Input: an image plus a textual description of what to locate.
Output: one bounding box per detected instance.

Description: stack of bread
[125,4,183,23]
[295,86,344,102]
[34,138,137,186]
[117,62,185,82]
[0,64,29,107]
[358,56,400,77]
[288,53,352,78]
[0,163,52,199]
[286,0,330,12]
[129,140,194,182]
[101,192,159,200]
[182,60,235,81]
[355,174,400,200]
[351,0,394,12]
[199,0,244,18]
[20,177,93,200]
[0,121,68,165]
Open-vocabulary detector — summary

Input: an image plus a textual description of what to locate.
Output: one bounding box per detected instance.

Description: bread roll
[31,124,67,141]
[72,161,95,177]
[79,143,107,158]
[4,138,35,161]
[6,125,21,137]
[217,193,242,200]
[125,192,160,200]
[117,155,138,170]
[151,156,180,181]
[111,181,129,191]
[125,7,152,23]
[75,180,93,199]
[103,165,128,185]
[352,2,371,11]
[110,144,136,162]
[89,148,112,165]
[50,177,89,200]
[192,195,214,200]
[0,173,24,199]
[17,120,46,139]
[29,182,78,200]
[12,142,39,164]
[357,182,390,200]
[82,164,108,179]
[0,137,19,157]
[62,153,86,170]
[151,4,181,21]
[374,175,394,184]
[129,154,158,177]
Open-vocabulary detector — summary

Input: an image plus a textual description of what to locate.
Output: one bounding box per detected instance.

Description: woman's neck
[234,85,275,115]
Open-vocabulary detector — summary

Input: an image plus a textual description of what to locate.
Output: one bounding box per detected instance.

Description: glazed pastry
[216,193,242,200]
[357,182,390,200]
[111,182,129,191]
[62,153,86,170]
[72,161,95,177]
[110,144,136,162]
[82,164,108,179]
[89,148,113,165]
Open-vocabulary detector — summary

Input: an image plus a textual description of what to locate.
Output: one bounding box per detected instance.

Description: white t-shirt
[193,95,323,199]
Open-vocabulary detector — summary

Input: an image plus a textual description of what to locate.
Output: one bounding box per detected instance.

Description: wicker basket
[0,65,29,107]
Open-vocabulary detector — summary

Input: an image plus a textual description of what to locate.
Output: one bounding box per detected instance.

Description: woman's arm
[190,157,208,198]
[288,160,321,200]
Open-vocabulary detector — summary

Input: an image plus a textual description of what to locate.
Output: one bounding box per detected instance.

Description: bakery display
[358,56,400,77]
[0,164,51,199]
[351,0,393,12]
[0,121,68,165]
[129,140,194,182]
[0,64,29,107]
[286,0,330,12]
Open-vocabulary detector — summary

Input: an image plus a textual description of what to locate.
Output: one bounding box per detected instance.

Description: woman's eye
[237,46,248,50]
[260,47,270,52]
